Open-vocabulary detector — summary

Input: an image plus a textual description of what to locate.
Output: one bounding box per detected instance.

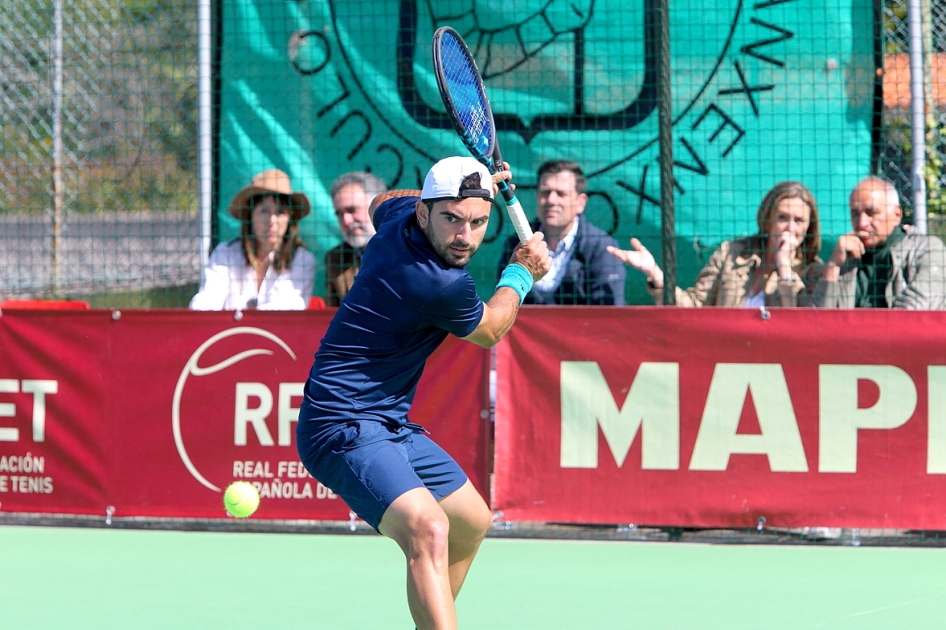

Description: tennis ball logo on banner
[287,0,808,240]
[172,328,336,503]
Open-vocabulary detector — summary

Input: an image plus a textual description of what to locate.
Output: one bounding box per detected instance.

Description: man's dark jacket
[497,218,626,305]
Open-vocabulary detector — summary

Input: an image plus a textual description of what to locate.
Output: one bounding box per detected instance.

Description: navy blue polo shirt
[298,196,484,429]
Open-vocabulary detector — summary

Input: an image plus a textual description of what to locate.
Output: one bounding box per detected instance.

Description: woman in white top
[608,181,824,308]
[190,169,316,311]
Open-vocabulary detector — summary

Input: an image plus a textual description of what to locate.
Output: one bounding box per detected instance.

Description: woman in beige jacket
[608,181,823,307]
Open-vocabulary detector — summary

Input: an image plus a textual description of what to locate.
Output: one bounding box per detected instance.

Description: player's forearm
[462,288,520,348]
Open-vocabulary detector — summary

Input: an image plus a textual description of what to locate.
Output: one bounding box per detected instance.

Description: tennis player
[296,156,550,630]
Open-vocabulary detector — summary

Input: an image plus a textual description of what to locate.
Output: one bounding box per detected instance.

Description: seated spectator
[325,171,387,306]
[609,181,823,307]
[190,169,315,311]
[496,159,626,304]
[812,176,946,309]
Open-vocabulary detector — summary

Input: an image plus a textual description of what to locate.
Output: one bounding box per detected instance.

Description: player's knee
[409,510,451,558]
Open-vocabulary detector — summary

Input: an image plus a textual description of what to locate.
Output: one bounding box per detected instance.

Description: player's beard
[423,223,477,268]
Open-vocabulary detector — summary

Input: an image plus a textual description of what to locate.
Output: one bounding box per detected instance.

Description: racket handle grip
[498,181,533,243]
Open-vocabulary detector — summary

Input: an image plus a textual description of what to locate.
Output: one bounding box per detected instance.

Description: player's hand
[607,238,664,288]
[510,232,551,281]
[491,162,515,194]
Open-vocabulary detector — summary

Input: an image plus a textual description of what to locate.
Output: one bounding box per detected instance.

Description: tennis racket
[432,26,533,243]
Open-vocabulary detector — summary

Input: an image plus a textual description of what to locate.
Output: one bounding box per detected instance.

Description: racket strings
[438,35,495,159]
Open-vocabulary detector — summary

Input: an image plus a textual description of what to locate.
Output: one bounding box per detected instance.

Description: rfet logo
[172,327,327,501]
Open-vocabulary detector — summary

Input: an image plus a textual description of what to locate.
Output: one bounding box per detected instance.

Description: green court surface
[3,525,945,629]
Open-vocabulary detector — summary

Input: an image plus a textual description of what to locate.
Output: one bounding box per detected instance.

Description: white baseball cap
[421,156,494,203]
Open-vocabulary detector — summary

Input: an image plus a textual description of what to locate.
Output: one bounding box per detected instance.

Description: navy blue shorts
[297,420,468,530]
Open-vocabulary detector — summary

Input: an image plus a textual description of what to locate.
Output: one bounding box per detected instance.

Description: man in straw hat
[190,169,316,310]
[296,157,551,629]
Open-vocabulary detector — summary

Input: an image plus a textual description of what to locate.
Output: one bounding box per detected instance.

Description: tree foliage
[0,0,198,214]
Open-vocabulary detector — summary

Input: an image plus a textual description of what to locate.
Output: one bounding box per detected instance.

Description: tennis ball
[223,481,260,518]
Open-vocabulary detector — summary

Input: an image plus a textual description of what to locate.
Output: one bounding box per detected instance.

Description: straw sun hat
[228,169,311,219]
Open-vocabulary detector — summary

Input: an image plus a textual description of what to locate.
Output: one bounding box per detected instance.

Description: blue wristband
[496,263,534,305]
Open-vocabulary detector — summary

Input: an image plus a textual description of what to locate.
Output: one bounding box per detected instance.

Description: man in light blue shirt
[497,159,626,305]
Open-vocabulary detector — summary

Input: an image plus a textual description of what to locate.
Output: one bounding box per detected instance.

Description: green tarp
[219,0,873,302]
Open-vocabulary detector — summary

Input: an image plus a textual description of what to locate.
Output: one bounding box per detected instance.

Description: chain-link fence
[929,0,946,218]
[1,0,199,305]
[879,0,946,221]
[1,0,945,306]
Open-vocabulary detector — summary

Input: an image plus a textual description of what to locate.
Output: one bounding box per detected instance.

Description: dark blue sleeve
[373,195,417,231]
[424,273,484,338]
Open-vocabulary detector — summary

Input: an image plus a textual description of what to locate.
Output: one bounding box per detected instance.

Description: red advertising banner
[0,310,490,520]
[494,307,946,530]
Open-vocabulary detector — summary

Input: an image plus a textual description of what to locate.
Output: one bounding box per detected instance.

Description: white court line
[813,594,943,627]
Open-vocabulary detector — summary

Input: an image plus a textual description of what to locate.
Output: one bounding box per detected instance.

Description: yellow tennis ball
[223,481,260,518]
